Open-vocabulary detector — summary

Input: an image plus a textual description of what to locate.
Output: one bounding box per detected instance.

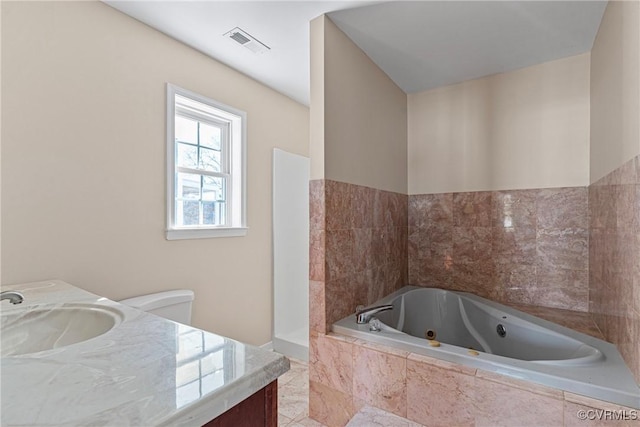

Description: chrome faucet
[1,291,24,305]
[355,304,393,324]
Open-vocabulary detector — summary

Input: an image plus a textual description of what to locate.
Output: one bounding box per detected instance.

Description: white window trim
[166,83,247,240]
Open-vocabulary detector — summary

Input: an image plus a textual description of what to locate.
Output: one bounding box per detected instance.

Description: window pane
[202,176,225,201]
[203,202,215,225]
[199,147,222,172]
[175,116,198,145]
[177,143,198,168]
[182,201,199,226]
[203,201,225,225]
[177,173,201,199]
[200,123,221,150]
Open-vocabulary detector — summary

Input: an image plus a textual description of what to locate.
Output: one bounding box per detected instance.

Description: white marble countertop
[1,280,289,426]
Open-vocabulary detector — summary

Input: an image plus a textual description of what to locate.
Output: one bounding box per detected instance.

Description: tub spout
[356,304,393,324]
[1,291,24,305]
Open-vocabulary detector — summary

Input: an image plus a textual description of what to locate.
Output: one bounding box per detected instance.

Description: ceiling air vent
[224,27,270,55]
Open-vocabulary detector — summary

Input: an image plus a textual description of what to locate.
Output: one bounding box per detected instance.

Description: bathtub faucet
[1,291,24,305]
[356,304,393,324]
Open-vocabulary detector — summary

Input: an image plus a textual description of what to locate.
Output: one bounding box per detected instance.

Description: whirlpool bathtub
[333,286,640,409]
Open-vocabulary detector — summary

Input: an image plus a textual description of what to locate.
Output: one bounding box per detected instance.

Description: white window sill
[166,227,248,240]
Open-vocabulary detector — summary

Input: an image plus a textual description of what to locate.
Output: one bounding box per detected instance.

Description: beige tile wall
[309,173,639,425]
[309,179,407,334]
[408,187,590,312]
[589,155,640,383]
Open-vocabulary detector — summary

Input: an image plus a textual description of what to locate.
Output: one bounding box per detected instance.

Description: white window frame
[166,84,247,240]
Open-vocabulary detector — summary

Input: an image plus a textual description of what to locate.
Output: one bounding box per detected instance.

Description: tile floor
[277,357,425,427]
[277,357,321,426]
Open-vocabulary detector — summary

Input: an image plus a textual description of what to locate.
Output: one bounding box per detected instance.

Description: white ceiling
[104,1,381,105]
[329,1,607,94]
[105,1,607,106]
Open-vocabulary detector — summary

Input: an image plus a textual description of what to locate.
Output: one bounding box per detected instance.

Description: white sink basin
[1,303,124,356]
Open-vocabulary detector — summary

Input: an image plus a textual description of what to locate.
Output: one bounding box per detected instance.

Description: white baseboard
[272,337,309,362]
[260,341,274,351]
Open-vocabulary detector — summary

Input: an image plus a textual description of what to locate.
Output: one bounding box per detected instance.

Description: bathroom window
[166,84,247,240]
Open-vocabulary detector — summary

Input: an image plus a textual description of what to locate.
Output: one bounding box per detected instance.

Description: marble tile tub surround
[308,333,639,427]
[589,154,640,383]
[0,280,289,426]
[277,356,422,427]
[408,186,590,312]
[315,182,596,319]
[310,179,408,333]
[310,177,639,425]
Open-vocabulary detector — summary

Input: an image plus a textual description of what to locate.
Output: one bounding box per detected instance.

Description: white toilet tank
[119,290,194,325]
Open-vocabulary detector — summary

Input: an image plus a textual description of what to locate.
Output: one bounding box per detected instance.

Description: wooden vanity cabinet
[203,380,277,427]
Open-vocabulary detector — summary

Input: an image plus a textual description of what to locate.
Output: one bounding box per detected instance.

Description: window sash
[173,108,231,228]
[176,167,230,179]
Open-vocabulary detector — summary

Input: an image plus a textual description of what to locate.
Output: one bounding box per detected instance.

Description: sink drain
[496,324,506,338]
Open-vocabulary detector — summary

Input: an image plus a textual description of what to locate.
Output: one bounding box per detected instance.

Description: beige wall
[1,1,309,345]
[313,15,408,194]
[408,53,591,194]
[309,16,325,180]
[0,1,3,283]
[590,0,640,183]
